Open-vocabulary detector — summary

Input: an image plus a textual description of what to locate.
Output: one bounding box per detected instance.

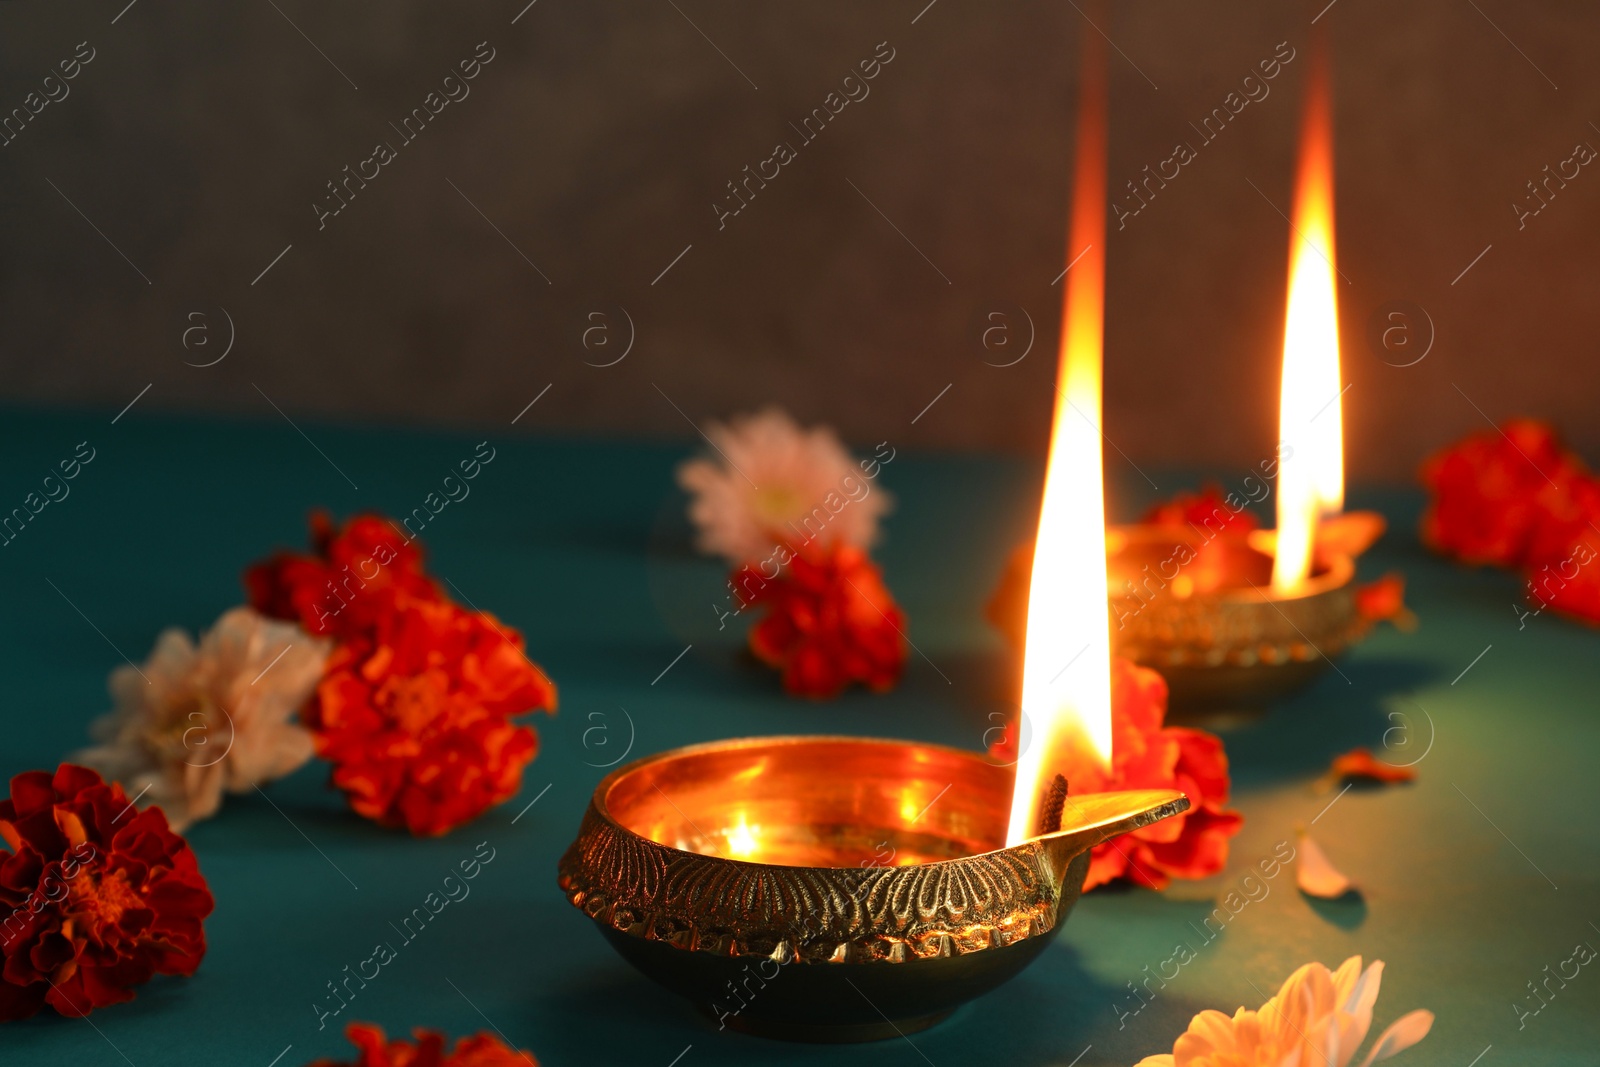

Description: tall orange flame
[1006,21,1113,846]
[1271,37,1344,594]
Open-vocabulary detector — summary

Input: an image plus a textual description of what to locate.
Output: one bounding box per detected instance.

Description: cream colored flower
[76,606,330,831]
[1136,956,1432,1067]
[676,406,892,563]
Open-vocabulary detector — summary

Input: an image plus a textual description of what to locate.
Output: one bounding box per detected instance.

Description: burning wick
[1035,774,1069,837]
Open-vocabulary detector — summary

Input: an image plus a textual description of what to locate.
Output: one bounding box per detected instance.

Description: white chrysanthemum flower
[676,407,892,564]
[1137,956,1432,1067]
[76,606,329,831]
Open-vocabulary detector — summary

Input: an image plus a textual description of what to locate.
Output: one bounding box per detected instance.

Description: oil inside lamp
[725,813,760,859]
[1006,15,1115,846]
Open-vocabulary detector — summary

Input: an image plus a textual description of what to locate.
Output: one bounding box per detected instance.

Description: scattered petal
[307,1022,537,1066]
[1296,829,1354,898]
[1354,574,1416,630]
[1326,747,1417,787]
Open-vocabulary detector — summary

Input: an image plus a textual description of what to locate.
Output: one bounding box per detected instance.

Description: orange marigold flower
[246,511,560,835]
[307,597,557,836]
[308,1022,536,1067]
[731,541,907,698]
[989,658,1243,890]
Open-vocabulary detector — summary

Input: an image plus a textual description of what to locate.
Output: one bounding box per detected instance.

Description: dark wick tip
[1035,774,1069,836]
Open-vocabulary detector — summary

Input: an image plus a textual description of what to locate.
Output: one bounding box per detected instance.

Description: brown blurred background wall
[0,1,1594,480]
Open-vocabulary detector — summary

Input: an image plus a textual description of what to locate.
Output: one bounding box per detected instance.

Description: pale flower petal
[1357,1010,1434,1066]
[1338,959,1384,1053]
[1296,830,1355,898]
[76,606,329,830]
[1134,957,1430,1067]
[676,406,892,564]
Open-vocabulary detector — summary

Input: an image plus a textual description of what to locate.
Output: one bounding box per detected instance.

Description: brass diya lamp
[560,24,1192,1043]
[558,736,1186,1041]
[1108,44,1391,711]
[1107,515,1383,710]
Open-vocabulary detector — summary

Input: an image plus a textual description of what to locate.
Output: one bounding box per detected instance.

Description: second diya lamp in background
[1106,512,1387,711]
[997,33,1403,714]
[992,508,1393,714]
[1113,33,1396,712]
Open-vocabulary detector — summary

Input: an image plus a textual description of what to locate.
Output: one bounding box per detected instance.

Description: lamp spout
[1028,789,1190,888]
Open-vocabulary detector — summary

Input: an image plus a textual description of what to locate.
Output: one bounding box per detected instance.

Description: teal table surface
[1,407,1596,1067]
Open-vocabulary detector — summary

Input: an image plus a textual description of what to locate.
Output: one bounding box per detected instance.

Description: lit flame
[1272,41,1344,595]
[1006,25,1114,846]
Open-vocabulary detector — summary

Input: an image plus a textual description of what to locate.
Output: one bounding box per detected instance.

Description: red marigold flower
[308,1022,536,1067]
[732,541,907,698]
[988,658,1243,891]
[0,765,213,1021]
[1141,483,1260,537]
[1418,419,1586,568]
[246,511,443,640]
[1519,472,1600,625]
[307,597,558,836]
